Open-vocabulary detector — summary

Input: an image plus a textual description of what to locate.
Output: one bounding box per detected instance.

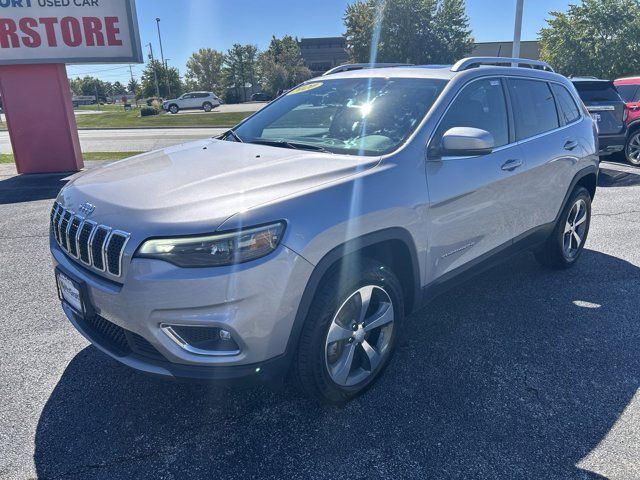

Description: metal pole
[155,18,165,66]
[165,59,172,97]
[512,0,524,65]
[147,43,160,98]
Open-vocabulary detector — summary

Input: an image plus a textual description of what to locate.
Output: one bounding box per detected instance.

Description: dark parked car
[571,78,628,156]
[250,92,272,102]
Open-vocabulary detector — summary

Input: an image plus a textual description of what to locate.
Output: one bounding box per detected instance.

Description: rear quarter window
[551,84,581,125]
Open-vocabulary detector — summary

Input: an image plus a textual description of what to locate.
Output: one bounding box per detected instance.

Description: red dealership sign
[0,0,142,64]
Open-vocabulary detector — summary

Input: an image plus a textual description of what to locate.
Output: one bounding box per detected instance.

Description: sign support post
[0,63,83,174]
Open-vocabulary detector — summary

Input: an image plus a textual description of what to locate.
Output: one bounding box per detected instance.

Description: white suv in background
[162,92,221,114]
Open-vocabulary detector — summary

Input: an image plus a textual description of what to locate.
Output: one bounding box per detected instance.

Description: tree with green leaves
[223,44,259,103]
[140,60,182,99]
[68,76,112,101]
[127,78,140,96]
[343,0,473,64]
[185,48,225,93]
[539,0,640,79]
[258,35,312,96]
[111,81,127,95]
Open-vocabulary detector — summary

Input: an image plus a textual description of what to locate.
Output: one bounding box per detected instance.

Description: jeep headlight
[136,222,285,267]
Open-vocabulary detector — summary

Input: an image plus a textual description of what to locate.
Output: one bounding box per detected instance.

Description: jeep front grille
[50,202,130,277]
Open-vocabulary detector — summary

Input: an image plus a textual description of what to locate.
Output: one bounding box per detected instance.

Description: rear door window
[551,84,581,125]
[508,79,559,140]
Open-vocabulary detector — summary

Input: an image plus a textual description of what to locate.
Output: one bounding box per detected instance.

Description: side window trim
[501,78,516,144]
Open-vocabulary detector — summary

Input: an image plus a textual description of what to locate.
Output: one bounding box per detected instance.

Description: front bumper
[598,132,627,155]
[52,239,314,382]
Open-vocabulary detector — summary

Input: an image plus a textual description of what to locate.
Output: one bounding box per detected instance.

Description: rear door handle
[501,159,523,172]
[564,140,579,151]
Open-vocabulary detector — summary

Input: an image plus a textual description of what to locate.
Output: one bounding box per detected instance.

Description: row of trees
[70,0,639,104]
[69,35,313,103]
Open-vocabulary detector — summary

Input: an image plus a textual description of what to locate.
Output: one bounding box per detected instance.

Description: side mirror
[441,127,495,156]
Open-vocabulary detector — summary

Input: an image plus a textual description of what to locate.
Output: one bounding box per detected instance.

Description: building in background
[299,37,541,74]
[299,37,349,74]
[471,41,540,60]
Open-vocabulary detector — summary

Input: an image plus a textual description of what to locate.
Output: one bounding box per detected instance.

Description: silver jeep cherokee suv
[51,57,598,403]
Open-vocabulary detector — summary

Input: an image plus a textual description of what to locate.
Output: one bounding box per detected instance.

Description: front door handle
[564,140,579,151]
[501,159,523,172]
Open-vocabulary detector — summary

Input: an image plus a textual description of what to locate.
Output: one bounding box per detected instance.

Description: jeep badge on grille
[78,202,95,217]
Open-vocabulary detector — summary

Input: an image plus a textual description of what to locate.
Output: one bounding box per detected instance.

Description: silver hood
[58,139,378,236]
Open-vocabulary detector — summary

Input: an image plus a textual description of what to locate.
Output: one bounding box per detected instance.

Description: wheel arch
[284,228,421,358]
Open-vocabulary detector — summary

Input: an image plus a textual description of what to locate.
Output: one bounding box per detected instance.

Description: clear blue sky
[67,0,573,85]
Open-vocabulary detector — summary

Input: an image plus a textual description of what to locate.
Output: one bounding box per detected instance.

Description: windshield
[231,77,447,156]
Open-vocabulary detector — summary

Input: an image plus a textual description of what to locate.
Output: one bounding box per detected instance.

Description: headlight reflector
[136,222,285,267]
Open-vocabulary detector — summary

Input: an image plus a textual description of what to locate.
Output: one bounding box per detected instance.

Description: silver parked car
[162,91,221,114]
[51,57,598,404]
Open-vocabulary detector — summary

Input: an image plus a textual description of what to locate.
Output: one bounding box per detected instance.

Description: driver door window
[434,78,510,152]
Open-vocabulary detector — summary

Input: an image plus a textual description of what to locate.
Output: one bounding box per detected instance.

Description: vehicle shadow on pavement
[33,250,638,479]
[0,173,70,205]
[598,166,640,188]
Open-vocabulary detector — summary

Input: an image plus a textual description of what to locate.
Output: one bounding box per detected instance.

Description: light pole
[155,18,171,97]
[147,42,160,98]
[512,0,524,65]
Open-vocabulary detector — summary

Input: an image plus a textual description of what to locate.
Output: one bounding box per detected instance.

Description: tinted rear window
[573,82,622,102]
[615,84,639,103]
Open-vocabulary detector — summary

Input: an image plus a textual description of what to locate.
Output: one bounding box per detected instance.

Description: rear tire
[535,186,591,269]
[203,102,213,112]
[625,129,640,166]
[294,258,403,404]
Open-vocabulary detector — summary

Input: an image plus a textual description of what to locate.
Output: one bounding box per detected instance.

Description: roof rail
[451,57,554,73]
[322,63,413,76]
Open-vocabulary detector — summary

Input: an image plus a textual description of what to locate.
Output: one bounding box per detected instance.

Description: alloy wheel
[563,198,588,258]
[324,285,394,387]
[626,131,640,165]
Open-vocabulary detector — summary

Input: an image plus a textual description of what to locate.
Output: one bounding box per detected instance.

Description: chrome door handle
[564,140,579,151]
[501,159,523,171]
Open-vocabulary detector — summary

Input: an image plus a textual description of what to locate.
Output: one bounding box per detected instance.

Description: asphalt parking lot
[0,159,638,479]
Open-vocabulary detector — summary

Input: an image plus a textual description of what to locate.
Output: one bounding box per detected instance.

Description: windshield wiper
[249,139,332,153]
[224,129,243,143]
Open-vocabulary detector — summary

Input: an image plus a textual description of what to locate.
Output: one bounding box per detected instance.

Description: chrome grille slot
[67,217,81,257]
[50,202,130,278]
[91,226,110,271]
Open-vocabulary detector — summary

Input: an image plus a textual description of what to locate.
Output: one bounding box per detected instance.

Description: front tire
[294,258,403,404]
[625,129,640,166]
[169,104,179,114]
[535,186,591,269]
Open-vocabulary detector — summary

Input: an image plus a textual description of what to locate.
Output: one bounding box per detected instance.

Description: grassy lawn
[72,110,250,129]
[75,104,126,112]
[0,151,143,164]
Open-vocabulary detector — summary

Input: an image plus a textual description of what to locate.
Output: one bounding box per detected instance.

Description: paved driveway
[0,160,638,479]
[0,128,227,154]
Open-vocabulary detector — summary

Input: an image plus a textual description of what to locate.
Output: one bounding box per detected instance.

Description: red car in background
[614,77,640,165]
